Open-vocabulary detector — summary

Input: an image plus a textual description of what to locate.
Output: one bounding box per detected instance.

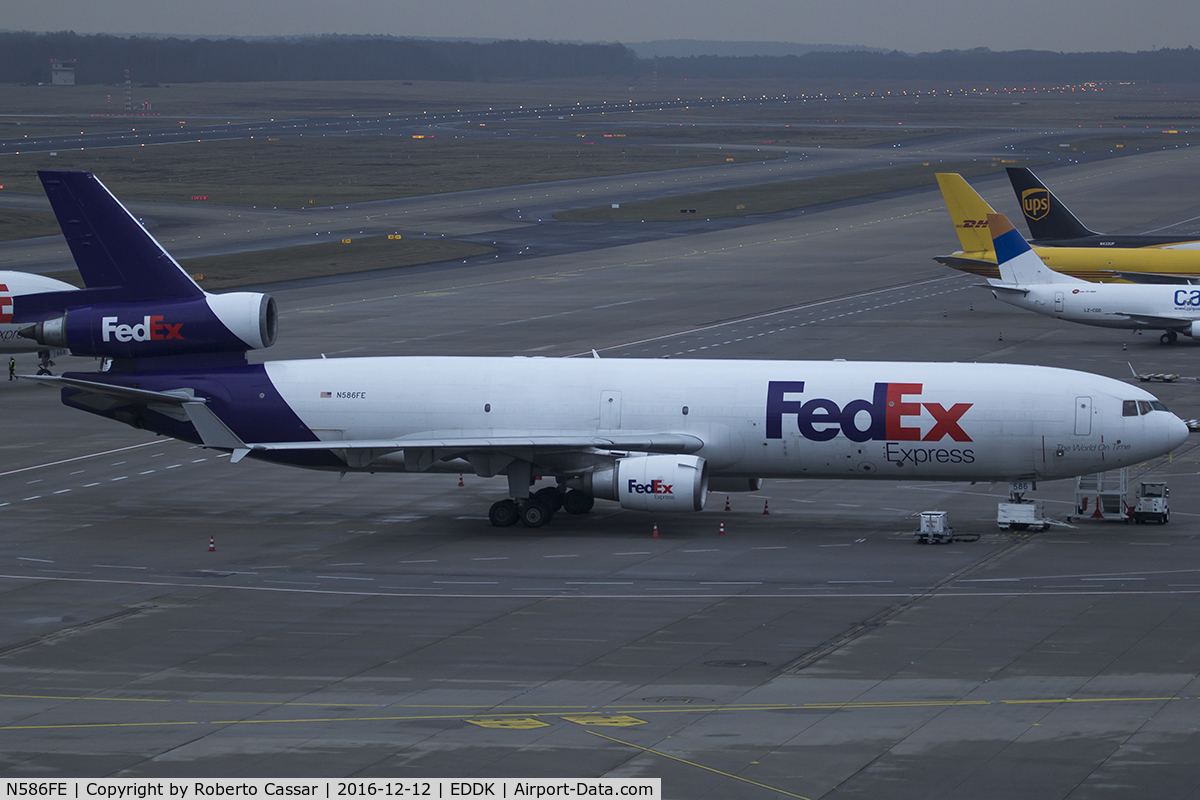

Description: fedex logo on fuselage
[766,381,973,443]
[628,479,673,495]
[101,315,184,343]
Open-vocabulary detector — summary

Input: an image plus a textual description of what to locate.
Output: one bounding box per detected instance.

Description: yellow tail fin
[936,173,996,258]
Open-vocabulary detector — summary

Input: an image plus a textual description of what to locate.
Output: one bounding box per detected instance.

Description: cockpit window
[1151,400,1169,412]
[1123,400,1138,417]
[1138,400,1153,415]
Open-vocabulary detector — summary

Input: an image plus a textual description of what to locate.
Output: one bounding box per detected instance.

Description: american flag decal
[320,391,332,398]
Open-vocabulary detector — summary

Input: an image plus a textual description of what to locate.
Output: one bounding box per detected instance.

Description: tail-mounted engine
[20,292,277,359]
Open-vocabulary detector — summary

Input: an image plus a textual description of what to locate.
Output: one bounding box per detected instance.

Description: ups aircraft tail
[1006,167,1097,241]
[988,214,1081,287]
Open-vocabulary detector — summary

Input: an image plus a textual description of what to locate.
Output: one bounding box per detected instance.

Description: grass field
[0,136,781,209]
[0,209,60,242]
[555,159,1041,223]
[44,235,496,291]
[1032,131,1197,155]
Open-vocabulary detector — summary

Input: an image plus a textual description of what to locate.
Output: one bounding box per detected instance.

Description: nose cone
[1166,413,1191,453]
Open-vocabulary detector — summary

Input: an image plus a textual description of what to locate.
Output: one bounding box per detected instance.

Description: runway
[3,139,1200,796]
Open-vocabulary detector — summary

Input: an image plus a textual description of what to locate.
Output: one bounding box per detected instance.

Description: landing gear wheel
[563,490,595,515]
[520,502,553,528]
[488,499,519,527]
[533,486,565,513]
[1161,330,1178,345]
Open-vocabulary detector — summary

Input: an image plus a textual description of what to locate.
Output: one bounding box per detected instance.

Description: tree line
[2,32,1197,85]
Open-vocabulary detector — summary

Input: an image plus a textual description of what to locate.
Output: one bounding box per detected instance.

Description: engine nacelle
[586,454,708,512]
[1189,321,1200,339]
[20,292,277,359]
[708,477,763,493]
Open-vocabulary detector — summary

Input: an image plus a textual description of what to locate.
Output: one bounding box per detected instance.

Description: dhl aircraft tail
[935,173,997,259]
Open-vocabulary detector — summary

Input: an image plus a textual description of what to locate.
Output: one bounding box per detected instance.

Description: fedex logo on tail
[766,381,973,443]
[0,284,11,323]
[101,315,184,343]
[628,479,673,495]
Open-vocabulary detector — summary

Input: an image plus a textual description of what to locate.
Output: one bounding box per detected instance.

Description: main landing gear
[36,349,55,376]
[1160,330,1179,345]
[488,486,595,528]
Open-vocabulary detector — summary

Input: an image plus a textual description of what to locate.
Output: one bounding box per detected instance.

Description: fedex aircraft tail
[1006,167,1096,241]
[988,214,1081,286]
[14,171,277,365]
[935,173,997,258]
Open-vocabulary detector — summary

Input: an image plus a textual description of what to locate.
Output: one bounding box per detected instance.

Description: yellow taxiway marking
[466,717,550,730]
[588,731,813,800]
[561,715,647,727]
[0,696,1188,732]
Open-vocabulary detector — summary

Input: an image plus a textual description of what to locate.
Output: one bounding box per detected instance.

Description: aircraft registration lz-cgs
[16,171,1190,527]
[986,212,1200,345]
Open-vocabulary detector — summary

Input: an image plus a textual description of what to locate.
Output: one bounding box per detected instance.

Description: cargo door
[1074,396,1092,435]
[599,391,622,430]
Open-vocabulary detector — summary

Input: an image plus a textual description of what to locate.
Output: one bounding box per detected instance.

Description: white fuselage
[260,357,1187,482]
[993,283,1200,333]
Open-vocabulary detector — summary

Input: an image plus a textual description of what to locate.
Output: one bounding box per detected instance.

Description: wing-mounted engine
[580,454,709,512]
[19,292,277,359]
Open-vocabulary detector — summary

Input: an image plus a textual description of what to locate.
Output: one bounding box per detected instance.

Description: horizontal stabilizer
[20,374,197,405]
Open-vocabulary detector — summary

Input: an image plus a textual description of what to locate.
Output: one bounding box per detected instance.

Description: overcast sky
[4,0,1197,54]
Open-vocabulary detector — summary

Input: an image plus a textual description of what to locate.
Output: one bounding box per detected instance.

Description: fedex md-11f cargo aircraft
[15,171,1190,527]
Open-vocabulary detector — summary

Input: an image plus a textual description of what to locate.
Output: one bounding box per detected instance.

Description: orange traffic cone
[652,524,659,538]
[762,500,770,516]
[208,536,215,552]
[1123,342,1127,351]
[457,474,465,487]
[724,496,731,512]
[718,521,726,536]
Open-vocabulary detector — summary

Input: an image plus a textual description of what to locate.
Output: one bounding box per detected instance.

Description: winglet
[182,401,250,462]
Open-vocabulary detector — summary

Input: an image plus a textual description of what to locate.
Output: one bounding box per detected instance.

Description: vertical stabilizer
[988,213,1082,286]
[1006,167,1097,241]
[38,171,204,301]
[936,173,997,257]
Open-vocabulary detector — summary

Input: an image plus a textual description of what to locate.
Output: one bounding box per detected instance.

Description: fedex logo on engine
[766,381,972,442]
[628,479,673,495]
[101,315,184,343]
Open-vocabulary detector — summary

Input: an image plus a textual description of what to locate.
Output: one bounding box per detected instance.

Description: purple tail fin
[38,171,203,301]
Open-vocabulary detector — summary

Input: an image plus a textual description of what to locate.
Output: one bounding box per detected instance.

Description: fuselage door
[1054,291,1064,313]
[1074,396,1092,436]
[599,390,622,430]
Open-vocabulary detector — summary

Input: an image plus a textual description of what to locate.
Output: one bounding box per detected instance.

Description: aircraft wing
[181,401,704,467]
[1110,313,1193,329]
[1098,271,1200,285]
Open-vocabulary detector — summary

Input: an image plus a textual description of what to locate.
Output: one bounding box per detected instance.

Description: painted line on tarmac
[0,441,162,479]
[3,572,1200,601]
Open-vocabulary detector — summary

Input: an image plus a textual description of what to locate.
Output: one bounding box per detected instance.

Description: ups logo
[1022,188,1050,221]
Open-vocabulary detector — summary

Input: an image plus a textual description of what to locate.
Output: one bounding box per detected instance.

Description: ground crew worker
[8,356,15,380]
